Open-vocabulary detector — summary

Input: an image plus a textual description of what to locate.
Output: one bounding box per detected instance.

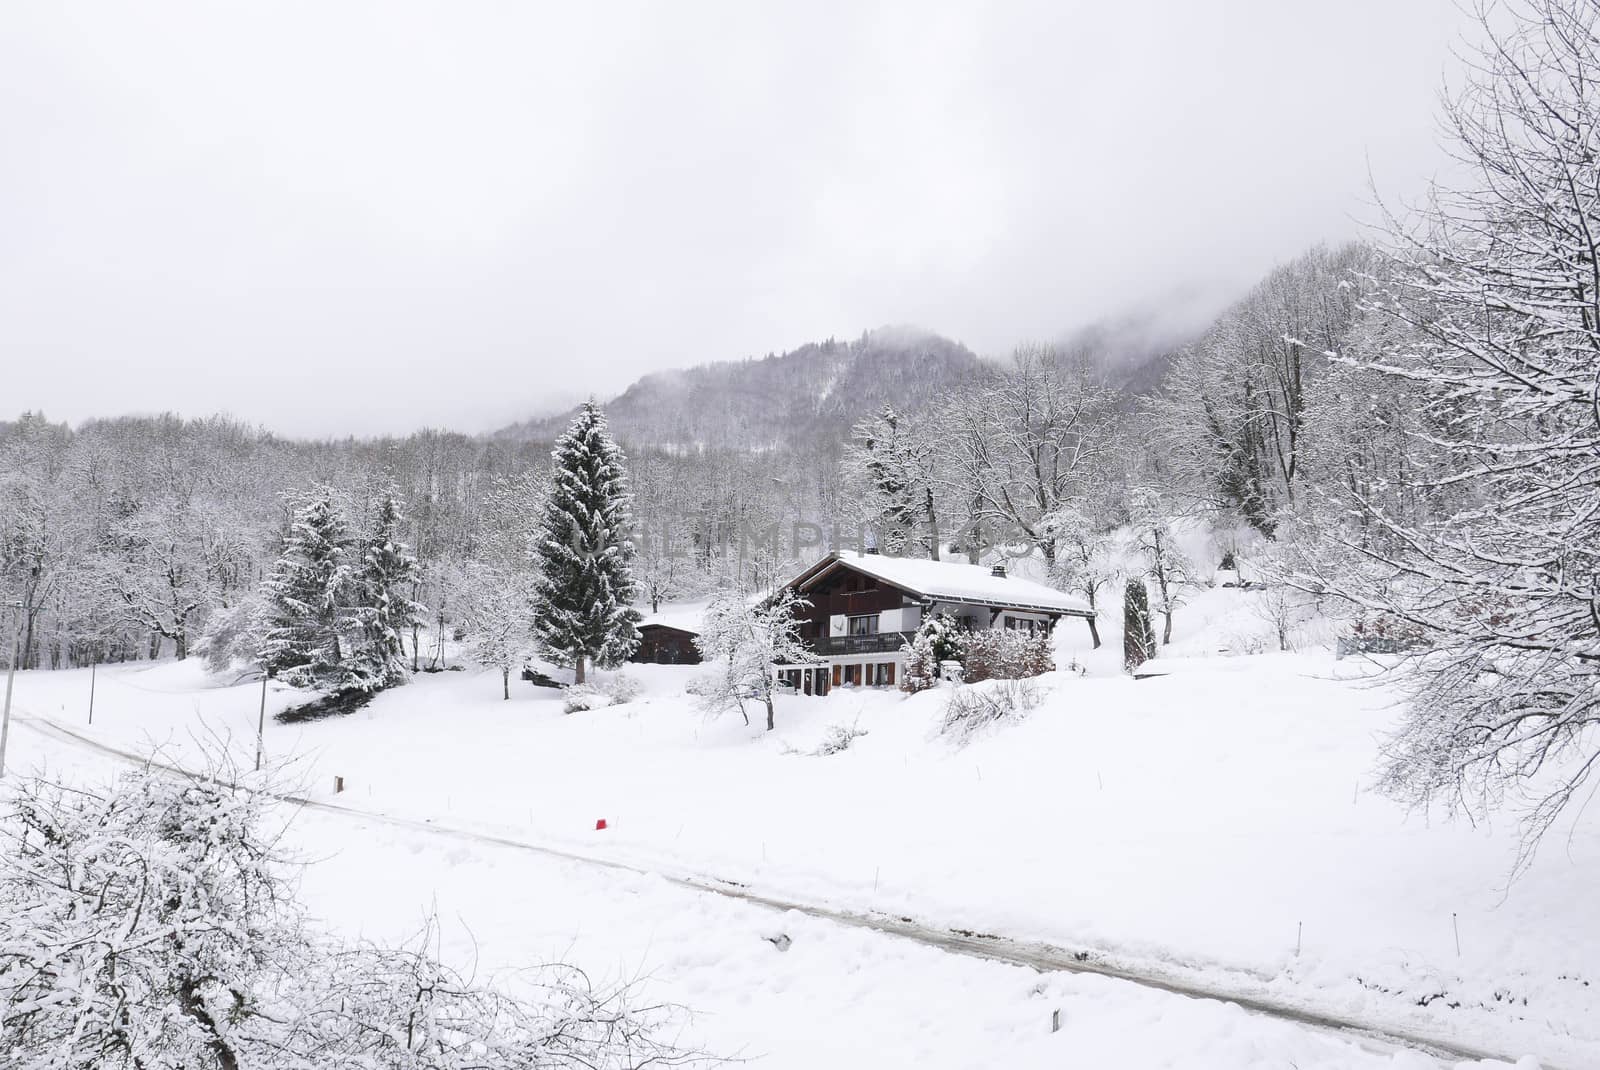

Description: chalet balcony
[811,631,914,657]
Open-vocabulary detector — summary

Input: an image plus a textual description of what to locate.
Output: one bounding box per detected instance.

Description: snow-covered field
[6,586,1594,1068]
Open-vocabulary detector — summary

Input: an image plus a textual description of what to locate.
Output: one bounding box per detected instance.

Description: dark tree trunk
[177,975,242,1070]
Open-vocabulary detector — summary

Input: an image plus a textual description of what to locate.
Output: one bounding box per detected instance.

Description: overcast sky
[1,1,1467,438]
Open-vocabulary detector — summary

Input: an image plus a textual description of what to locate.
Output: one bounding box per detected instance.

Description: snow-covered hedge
[938,678,1042,743]
[960,629,1053,683]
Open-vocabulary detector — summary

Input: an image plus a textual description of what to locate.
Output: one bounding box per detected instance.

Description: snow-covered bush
[813,721,868,756]
[1341,608,1430,654]
[0,760,707,1070]
[900,632,939,693]
[1251,584,1322,652]
[599,673,642,705]
[959,629,1053,683]
[562,683,610,713]
[562,675,638,712]
[938,679,1041,743]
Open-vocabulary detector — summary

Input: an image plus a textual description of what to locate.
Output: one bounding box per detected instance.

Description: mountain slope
[497,326,990,449]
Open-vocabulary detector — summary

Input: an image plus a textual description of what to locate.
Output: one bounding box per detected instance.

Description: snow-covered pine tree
[900,611,963,691]
[257,487,359,689]
[349,489,424,690]
[530,402,642,684]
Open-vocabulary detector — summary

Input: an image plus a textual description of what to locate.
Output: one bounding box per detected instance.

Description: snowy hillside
[7,585,1595,1068]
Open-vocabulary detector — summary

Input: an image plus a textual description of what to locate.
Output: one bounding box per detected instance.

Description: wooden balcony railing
[810,632,914,657]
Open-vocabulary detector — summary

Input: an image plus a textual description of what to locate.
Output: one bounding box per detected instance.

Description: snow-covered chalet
[774,550,1094,695]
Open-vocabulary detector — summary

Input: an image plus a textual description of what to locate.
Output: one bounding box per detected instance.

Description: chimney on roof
[990,563,1007,578]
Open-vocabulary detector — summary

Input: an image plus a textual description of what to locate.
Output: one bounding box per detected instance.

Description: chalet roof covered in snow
[636,600,711,635]
[791,551,1094,617]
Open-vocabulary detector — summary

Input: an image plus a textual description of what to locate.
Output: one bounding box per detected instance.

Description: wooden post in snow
[255,671,268,773]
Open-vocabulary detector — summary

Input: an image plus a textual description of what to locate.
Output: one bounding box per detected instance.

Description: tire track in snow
[14,712,1549,1069]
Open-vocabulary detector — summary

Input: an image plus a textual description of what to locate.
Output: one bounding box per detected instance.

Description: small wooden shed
[634,623,702,665]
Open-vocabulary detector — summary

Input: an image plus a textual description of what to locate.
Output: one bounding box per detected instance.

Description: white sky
[1,1,1467,437]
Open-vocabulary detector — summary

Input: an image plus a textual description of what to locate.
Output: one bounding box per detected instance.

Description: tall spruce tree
[257,487,357,689]
[350,490,424,690]
[531,402,641,684]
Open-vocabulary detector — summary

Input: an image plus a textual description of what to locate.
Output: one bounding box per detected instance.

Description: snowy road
[14,711,1538,1069]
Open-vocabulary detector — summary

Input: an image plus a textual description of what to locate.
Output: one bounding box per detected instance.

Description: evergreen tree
[1123,578,1155,674]
[350,490,424,690]
[900,612,963,692]
[257,487,357,689]
[530,403,641,683]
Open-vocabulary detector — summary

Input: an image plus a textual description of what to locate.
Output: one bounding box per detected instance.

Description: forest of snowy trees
[1,0,1597,847]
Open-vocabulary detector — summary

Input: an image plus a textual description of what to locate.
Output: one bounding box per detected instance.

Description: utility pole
[1,600,25,778]
[255,669,269,773]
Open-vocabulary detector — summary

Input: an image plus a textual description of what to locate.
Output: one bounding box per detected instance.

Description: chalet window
[885,662,896,685]
[848,614,879,636]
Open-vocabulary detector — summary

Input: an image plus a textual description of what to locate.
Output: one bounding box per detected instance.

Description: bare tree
[1154,243,1374,534]
[460,562,535,699]
[1130,489,1192,646]
[0,758,711,1069]
[842,406,940,559]
[934,347,1114,568]
[692,587,815,732]
[1322,0,1600,866]
[1040,504,1115,648]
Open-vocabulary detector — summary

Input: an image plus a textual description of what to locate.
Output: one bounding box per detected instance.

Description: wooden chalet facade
[774,551,1095,696]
